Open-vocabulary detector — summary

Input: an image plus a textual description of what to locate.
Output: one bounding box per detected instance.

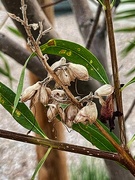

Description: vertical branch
[104,0,126,147]
[86,4,102,49]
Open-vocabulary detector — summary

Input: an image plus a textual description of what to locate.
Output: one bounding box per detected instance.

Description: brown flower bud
[94,84,114,97]
[47,103,58,122]
[51,57,66,70]
[74,102,97,125]
[40,85,51,106]
[21,82,41,102]
[55,66,72,86]
[51,89,67,101]
[68,63,89,81]
[64,104,79,127]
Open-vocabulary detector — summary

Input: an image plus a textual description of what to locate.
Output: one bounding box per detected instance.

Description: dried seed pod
[40,85,51,106]
[21,82,41,102]
[48,57,67,78]
[58,106,66,122]
[51,57,66,70]
[64,104,79,127]
[51,89,67,101]
[74,102,98,125]
[47,103,58,122]
[94,84,114,97]
[68,63,89,81]
[55,66,72,86]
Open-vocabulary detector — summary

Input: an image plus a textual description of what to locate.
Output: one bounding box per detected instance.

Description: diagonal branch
[0,128,120,162]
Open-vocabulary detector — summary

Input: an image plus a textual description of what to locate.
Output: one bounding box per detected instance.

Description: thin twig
[86,4,102,49]
[0,128,120,162]
[104,0,127,147]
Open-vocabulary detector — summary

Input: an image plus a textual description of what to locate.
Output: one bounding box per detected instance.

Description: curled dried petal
[56,66,72,86]
[74,102,97,125]
[94,84,114,97]
[51,89,67,101]
[51,57,66,70]
[40,85,51,106]
[68,63,89,81]
[64,104,79,127]
[21,82,41,102]
[47,103,58,122]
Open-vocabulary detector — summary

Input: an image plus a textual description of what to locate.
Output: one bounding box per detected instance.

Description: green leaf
[0,52,15,87]
[115,27,135,33]
[121,39,135,57]
[40,39,109,84]
[7,26,22,37]
[121,77,135,91]
[126,67,135,76]
[72,120,120,152]
[31,147,52,180]
[0,82,47,138]
[12,54,34,114]
[127,135,135,148]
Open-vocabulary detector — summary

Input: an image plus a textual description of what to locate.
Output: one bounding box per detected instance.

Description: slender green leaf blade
[40,39,109,84]
[31,147,52,180]
[13,53,34,114]
[72,120,120,152]
[121,76,135,90]
[127,134,135,148]
[7,26,22,37]
[0,82,46,138]
[126,67,135,76]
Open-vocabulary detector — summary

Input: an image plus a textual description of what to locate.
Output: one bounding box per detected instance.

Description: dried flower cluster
[21,57,114,128]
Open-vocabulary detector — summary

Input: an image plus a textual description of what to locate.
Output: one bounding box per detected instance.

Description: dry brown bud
[74,102,97,125]
[21,82,41,102]
[55,66,72,86]
[51,89,67,101]
[47,103,58,122]
[40,85,51,106]
[51,57,66,70]
[64,104,79,127]
[94,84,114,97]
[68,63,89,81]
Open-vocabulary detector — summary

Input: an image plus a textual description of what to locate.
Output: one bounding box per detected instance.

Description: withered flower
[47,103,58,122]
[94,84,114,97]
[64,104,79,127]
[68,63,89,81]
[39,85,51,106]
[21,82,41,102]
[74,102,98,125]
[55,66,72,86]
[51,89,67,101]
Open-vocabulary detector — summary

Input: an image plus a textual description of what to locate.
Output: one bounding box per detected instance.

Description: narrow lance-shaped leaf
[127,134,135,148]
[121,76,135,91]
[72,120,120,152]
[12,53,34,114]
[31,147,52,180]
[40,39,109,84]
[0,82,47,138]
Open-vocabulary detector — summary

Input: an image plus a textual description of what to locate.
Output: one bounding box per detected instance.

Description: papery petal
[21,82,41,102]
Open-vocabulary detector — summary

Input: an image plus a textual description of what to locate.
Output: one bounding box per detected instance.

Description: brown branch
[86,4,102,49]
[104,0,126,147]
[0,128,120,162]
[0,33,47,80]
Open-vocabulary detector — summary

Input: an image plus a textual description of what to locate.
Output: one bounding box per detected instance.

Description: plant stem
[0,129,119,162]
[95,121,135,176]
[104,0,126,147]
[86,4,102,49]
